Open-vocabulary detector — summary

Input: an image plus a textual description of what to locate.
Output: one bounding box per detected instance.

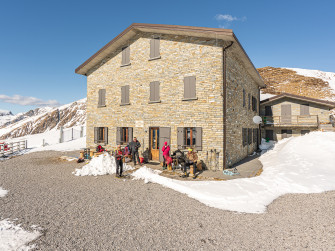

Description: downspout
[222,41,234,170]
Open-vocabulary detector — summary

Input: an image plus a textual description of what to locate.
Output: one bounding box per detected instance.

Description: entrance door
[150,127,160,161]
[159,127,171,162]
[281,104,292,124]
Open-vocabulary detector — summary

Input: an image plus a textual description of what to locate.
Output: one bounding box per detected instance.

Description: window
[183,76,197,100]
[248,128,252,145]
[242,128,248,146]
[243,89,246,107]
[265,130,274,141]
[301,130,310,135]
[300,104,310,115]
[149,81,160,102]
[94,127,108,144]
[252,96,257,112]
[281,129,292,139]
[177,127,202,151]
[248,94,251,110]
[265,106,273,116]
[121,46,130,66]
[121,85,130,105]
[116,127,133,145]
[150,37,160,59]
[98,89,106,107]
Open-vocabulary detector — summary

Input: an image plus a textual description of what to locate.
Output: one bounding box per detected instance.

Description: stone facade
[85,31,260,170]
[260,97,332,141]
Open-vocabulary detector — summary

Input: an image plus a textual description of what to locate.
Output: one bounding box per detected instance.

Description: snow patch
[132,132,335,213]
[74,152,134,176]
[0,187,8,197]
[260,91,276,101]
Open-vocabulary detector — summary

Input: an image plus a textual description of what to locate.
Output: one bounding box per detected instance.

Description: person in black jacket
[129,137,141,166]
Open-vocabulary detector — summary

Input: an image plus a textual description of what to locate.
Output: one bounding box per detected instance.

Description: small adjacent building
[260,93,335,141]
[75,23,265,170]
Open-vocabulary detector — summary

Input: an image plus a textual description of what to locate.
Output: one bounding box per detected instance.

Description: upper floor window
[98,89,106,107]
[149,81,160,102]
[248,94,251,110]
[121,46,130,66]
[183,76,197,100]
[150,36,160,59]
[243,89,246,107]
[121,85,130,105]
[300,104,310,115]
[252,96,257,112]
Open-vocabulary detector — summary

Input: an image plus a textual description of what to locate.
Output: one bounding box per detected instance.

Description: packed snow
[132,132,335,213]
[258,138,276,151]
[74,152,134,176]
[260,91,276,101]
[0,219,41,251]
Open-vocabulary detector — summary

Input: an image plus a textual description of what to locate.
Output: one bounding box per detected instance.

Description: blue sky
[1,0,334,114]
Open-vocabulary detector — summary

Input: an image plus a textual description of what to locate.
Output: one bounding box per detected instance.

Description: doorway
[150,127,160,161]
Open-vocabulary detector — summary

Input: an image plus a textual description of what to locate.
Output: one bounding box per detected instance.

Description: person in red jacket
[114,145,124,177]
[162,142,170,169]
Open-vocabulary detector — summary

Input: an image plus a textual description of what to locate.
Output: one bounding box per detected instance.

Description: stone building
[260,93,335,141]
[75,23,265,170]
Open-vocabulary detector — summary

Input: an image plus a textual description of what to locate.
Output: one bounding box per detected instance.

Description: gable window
[94,127,108,144]
[183,76,197,100]
[121,85,130,105]
[252,96,257,112]
[116,127,133,145]
[149,81,160,103]
[243,89,246,107]
[121,46,130,66]
[149,37,160,60]
[248,94,251,110]
[177,127,202,151]
[300,104,310,115]
[98,89,106,107]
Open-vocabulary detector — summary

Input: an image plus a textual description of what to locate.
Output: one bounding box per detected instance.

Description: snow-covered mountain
[0,98,86,140]
[0,110,15,127]
[258,67,335,102]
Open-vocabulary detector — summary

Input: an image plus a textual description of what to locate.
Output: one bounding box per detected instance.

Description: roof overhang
[75,23,265,87]
[260,93,335,108]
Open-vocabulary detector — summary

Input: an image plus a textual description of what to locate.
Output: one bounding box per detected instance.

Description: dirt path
[1,151,335,250]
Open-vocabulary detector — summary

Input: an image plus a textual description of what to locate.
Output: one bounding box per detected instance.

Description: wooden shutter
[248,128,252,144]
[116,127,121,145]
[122,46,130,65]
[121,86,125,104]
[184,77,190,99]
[300,104,310,115]
[125,85,129,104]
[150,81,159,101]
[94,127,98,144]
[189,76,196,98]
[100,89,106,106]
[98,90,102,106]
[184,76,196,99]
[128,127,133,143]
[248,94,251,110]
[195,127,202,151]
[155,82,160,101]
[104,127,108,144]
[243,89,246,107]
[159,127,171,162]
[154,37,160,57]
[177,127,184,149]
[150,39,155,59]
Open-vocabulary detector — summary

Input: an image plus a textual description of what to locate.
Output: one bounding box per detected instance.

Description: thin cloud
[215,14,246,28]
[0,94,61,107]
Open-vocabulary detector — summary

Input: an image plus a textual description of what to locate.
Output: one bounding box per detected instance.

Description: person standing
[129,137,141,166]
[182,148,198,179]
[162,141,170,169]
[115,145,124,177]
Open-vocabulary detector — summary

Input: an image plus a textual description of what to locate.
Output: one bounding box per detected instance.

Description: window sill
[182,97,198,101]
[148,100,161,104]
[120,103,130,106]
[120,63,131,67]
[148,56,161,61]
[97,105,106,108]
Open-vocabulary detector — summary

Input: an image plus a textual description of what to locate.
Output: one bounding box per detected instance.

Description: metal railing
[0,140,27,157]
[262,115,319,126]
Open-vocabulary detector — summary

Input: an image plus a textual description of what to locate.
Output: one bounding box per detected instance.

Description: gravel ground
[1,151,335,250]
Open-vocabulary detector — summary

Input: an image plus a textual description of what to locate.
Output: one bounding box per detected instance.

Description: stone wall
[86,32,226,169]
[225,50,260,166]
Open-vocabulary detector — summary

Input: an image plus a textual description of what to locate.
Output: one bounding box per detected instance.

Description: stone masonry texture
[86,31,260,170]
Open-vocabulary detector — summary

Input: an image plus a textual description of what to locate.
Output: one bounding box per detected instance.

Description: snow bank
[74,152,134,176]
[0,187,8,197]
[0,220,41,251]
[132,132,335,213]
[29,137,85,153]
[259,138,276,151]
